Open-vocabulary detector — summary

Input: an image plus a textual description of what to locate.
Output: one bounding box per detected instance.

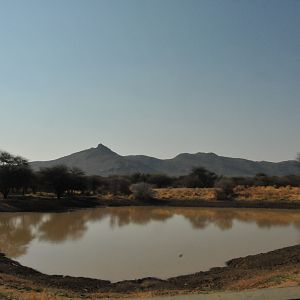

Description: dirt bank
[0,245,299,299]
[0,196,102,213]
[1,195,300,213]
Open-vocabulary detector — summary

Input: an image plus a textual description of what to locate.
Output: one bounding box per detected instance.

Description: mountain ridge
[30,144,299,177]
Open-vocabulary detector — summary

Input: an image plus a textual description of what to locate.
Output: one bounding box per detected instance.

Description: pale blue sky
[0,0,299,162]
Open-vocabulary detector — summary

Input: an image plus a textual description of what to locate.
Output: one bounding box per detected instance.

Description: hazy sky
[0,0,299,162]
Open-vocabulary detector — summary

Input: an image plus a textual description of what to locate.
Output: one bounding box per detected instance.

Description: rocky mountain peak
[96,143,119,156]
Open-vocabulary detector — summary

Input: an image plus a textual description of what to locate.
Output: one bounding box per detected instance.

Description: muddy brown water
[0,207,300,282]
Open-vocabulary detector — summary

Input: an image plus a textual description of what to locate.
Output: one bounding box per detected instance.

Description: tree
[183,167,217,188]
[39,165,71,199]
[87,175,106,195]
[13,165,36,195]
[147,174,174,188]
[108,176,131,195]
[0,151,31,199]
[253,173,270,186]
[130,173,149,183]
[68,167,87,195]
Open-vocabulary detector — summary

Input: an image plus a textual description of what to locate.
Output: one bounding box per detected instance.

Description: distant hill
[30,143,299,177]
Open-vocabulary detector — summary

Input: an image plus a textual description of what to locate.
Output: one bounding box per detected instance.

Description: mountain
[30,143,299,177]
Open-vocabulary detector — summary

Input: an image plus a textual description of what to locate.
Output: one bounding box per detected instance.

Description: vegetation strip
[1,150,300,202]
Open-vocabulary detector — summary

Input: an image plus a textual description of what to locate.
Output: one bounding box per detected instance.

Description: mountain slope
[30,144,158,176]
[30,144,299,177]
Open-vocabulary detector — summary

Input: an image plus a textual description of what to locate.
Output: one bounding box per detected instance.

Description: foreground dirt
[130,287,300,300]
[0,245,299,299]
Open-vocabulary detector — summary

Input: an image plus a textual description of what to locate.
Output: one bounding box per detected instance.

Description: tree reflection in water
[0,207,300,258]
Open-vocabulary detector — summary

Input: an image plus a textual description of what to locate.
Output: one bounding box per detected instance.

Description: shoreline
[1,196,300,213]
[0,245,299,298]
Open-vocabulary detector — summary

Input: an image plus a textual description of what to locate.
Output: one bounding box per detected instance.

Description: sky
[0,0,299,162]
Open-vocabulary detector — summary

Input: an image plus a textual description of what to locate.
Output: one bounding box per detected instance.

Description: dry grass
[154,186,300,202]
[100,193,133,200]
[0,287,72,300]
[154,188,217,201]
[235,186,300,202]
[0,274,77,300]
[226,267,300,290]
[29,186,300,202]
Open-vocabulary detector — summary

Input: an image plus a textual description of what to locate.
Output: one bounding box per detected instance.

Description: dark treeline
[0,151,300,199]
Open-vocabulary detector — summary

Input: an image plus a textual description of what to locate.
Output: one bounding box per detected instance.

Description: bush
[214,177,235,200]
[129,182,155,200]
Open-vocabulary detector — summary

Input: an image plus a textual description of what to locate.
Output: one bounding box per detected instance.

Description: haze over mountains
[29,144,299,177]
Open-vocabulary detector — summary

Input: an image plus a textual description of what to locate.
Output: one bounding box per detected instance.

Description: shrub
[129,182,155,200]
[214,177,235,200]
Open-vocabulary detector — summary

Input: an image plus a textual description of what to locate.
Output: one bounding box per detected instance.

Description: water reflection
[0,214,43,257]
[1,207,300,259]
